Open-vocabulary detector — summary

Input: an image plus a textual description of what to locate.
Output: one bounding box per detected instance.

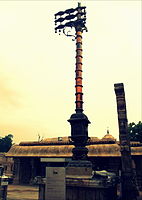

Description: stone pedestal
[66,160,118,200]
[66,178,117,200]
[68,112,90,161]
[66,160,92,179]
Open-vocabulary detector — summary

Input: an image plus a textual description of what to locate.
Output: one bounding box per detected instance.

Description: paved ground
[7,184,38,200]
[6,184,142,200]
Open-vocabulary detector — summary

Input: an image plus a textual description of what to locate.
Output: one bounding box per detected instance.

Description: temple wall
[13,157,41,184]
[11,155,142,191]
[0,153,13,176]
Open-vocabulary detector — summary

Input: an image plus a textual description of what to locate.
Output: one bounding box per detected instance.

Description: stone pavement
[6,184,142,200]
[7,184,38,200]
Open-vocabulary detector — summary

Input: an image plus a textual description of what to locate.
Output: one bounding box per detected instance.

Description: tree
[0,134,13,152]
[128,121,142,142]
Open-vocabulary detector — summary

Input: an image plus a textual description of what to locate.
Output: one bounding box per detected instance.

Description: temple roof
[6,142,142,158]
[6,135,142,158]
[19,136,71,146]
[19,136,116,146]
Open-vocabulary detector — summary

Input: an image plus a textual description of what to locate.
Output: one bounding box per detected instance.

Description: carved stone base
[66,160,92,179]
[66,177,117,200]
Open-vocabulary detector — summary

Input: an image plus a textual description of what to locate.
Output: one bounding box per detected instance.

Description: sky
[0,0,141,143]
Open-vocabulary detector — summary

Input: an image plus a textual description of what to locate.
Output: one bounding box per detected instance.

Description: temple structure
[6,134,142,190]
[5,6,142,199]
[114,83,139,199]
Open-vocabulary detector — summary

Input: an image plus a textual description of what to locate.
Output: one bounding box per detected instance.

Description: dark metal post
[114,83,139,200]
[55,2,90,161]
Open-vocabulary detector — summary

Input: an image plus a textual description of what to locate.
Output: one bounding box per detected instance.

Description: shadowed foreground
[7,185,38,200]
[7,184,142,200]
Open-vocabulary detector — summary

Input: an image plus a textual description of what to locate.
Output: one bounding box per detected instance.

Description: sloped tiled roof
[6,137,142,158]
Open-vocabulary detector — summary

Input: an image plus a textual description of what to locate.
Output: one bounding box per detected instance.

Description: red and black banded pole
[75,31,83,113]
[75,2,85,113]
[68,3,90,161]
[55,2,90,161]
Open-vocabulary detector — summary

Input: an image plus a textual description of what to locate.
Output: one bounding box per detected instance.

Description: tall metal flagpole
[55,2,91,162]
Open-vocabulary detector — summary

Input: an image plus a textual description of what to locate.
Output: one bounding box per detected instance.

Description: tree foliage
[0,134,13,152]
[128,121,142,142]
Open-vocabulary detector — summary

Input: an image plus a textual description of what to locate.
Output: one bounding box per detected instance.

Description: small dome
[101,134,116,142]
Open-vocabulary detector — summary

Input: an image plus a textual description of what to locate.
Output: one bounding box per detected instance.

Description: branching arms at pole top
[54,2,87,37]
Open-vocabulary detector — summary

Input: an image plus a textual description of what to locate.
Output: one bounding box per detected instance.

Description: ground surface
[7,184,38,200]
[7,184,142,200]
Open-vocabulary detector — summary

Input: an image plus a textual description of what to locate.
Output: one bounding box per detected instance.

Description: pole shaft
[75,31,83,113]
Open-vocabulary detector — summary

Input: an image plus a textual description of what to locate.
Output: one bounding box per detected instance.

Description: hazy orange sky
[0,1,141,143]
